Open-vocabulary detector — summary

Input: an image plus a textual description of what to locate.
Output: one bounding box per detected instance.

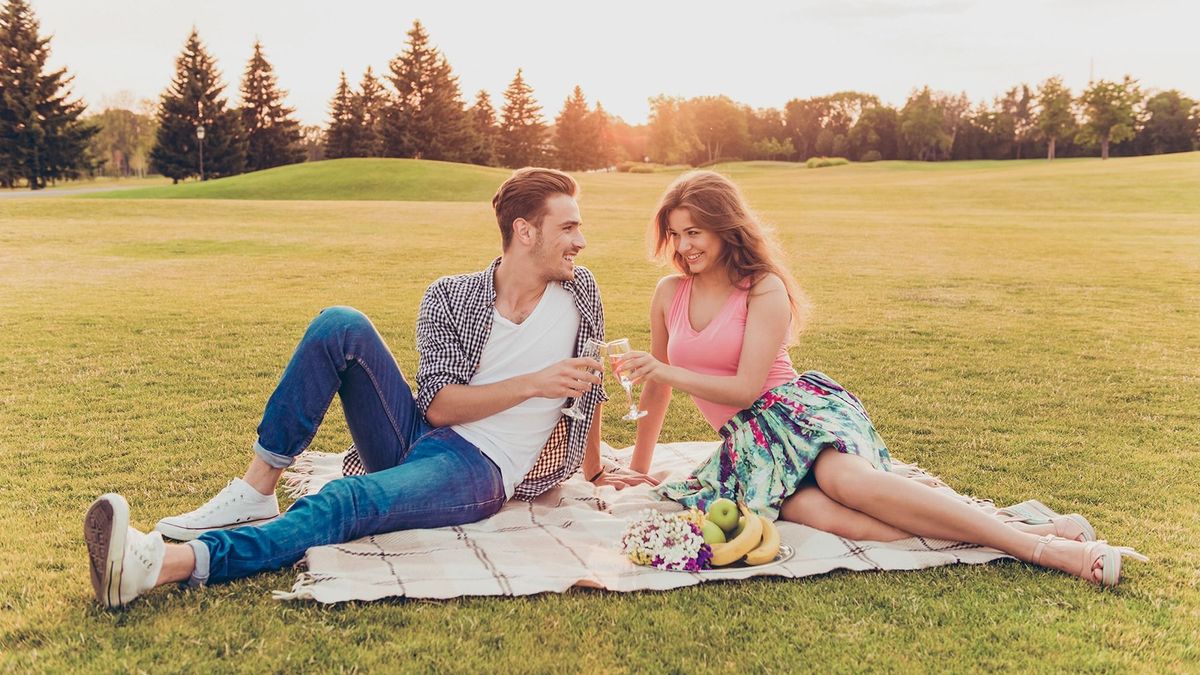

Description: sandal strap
[998,503,1051,525]
[1031,534,1056,565]
[1113,546,1149,563]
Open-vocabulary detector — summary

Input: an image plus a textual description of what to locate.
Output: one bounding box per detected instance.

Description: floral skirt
[655,371,892,520]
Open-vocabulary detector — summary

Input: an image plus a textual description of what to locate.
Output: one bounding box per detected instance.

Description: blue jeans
[187,307,506,585]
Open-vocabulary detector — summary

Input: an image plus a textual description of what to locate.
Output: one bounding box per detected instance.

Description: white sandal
[1031,535,1149,587]
[1000,499,1096,542]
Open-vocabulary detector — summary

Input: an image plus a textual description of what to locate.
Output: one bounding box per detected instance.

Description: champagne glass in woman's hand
[606,338,648,421]
[561,339,607,420]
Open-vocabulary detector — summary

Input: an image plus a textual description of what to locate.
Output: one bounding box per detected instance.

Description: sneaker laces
[128,530,162,571]
[189,480,249,517]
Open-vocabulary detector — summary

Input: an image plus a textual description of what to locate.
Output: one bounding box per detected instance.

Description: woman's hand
[615,350,672,386]
[591,465,664,489]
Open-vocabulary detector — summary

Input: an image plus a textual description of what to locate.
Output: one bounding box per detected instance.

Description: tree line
[648,77,1195,165]
[288,21,620,172]
[3,0,1199,189]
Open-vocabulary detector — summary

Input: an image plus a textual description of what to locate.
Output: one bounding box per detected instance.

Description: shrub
[805,156,850,169]
[616,161,690,174]
[860,150,882,163]
[697,156,743,168]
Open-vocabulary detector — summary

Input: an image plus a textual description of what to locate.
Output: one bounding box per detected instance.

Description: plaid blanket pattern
[275,442,1031,603]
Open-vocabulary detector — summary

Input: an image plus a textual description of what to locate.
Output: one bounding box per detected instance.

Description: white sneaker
[84,493,165,609]
[154,478,280,541]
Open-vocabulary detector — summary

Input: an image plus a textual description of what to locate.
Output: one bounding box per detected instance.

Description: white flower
[620,509,708,571]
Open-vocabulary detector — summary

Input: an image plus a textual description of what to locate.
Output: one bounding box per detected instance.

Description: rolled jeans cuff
[254,440,296,469]
[186,539,211,588]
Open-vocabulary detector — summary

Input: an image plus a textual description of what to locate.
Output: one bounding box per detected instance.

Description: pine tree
[324,71,359,159]
[150,29,245,182]
[465,90,499,166]
[383,20,474,161]
[498,69,547,168]
[589,102,618,170]
[0,0,96,189]
[553,85,591,171]
[239,40,304,172]
[420,55,476,162]
[352,66,387,157]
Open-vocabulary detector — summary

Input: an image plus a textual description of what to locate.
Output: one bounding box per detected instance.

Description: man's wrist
[587,468,604,482]
[515,373,537,400]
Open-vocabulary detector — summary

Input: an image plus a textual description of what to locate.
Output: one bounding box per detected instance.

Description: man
[83,167,658,609]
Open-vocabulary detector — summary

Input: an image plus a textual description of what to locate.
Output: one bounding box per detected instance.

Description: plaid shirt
[414,257,607,500]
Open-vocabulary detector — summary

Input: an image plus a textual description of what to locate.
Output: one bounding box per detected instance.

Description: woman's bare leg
[780,478,1058,542]
[811,450,1104,580]
[779,482,912,542]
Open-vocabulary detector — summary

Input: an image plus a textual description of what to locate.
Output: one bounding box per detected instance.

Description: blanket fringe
[283,475,313,500]
[281,451,346,499]
[271,572,318,601]
[281,455,315,499]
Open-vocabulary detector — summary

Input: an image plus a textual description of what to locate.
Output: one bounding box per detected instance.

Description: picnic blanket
[273,441,1028,603]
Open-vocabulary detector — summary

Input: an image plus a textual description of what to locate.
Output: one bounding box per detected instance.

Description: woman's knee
[812,449,875,506]
[780,485,840,530]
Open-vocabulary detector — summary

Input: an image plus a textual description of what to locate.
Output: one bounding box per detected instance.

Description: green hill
[83,157,512,202]
[78,152,1200,215]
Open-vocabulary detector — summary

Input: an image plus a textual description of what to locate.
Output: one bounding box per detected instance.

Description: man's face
[530,193,585,282]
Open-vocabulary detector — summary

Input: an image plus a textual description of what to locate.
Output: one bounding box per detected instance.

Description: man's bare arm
[424,357,602,427]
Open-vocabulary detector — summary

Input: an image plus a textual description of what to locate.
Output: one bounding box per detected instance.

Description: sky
[28,0,1200,126]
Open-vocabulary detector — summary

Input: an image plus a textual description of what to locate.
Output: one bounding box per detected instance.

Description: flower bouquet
[620,508,713,571]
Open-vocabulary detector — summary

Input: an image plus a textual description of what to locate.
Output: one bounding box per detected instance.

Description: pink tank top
[666,276,797,430]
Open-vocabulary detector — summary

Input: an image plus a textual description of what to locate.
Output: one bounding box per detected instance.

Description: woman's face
[667,208,723,276]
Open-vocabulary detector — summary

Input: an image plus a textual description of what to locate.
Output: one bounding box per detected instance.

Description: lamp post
[196,124,206,181]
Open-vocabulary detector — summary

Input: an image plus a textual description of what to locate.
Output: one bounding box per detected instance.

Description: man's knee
[309,306,372,339]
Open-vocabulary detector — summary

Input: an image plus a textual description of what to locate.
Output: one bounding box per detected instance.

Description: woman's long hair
[651,170,808,337]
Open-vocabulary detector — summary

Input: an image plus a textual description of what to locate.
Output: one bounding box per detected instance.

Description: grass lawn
[0,175,171,197]
[1,154,1198,672]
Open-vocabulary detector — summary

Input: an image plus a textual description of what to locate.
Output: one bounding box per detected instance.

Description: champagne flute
[561,339,607,420]
[606,338,648,421]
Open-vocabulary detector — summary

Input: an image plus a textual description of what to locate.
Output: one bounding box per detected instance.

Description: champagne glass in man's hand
[561,339,607,420]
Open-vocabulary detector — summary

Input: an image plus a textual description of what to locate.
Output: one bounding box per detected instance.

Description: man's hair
[492,167,578,249]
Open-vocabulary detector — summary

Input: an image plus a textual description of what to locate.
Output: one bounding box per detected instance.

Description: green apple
[731,516,747,539]
[706,498,739,534]
[700,520,727,545]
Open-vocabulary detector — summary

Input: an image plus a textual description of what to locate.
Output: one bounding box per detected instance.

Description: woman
[616,170,1144,586]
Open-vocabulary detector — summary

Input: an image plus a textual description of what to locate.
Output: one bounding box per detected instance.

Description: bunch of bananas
[705,502,782,567]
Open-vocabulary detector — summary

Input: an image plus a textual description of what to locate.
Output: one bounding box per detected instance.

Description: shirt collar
[488,255,598,332]
[482,256,502,307]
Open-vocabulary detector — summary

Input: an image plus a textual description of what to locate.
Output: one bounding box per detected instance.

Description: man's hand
[613,350,671,386]
[590,465,664,490]
[525,357,603,399]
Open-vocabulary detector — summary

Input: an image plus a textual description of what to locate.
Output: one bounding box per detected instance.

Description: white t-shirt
[453,282,580,498]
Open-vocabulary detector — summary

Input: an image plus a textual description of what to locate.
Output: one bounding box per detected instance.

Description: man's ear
[512,217,533,246]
